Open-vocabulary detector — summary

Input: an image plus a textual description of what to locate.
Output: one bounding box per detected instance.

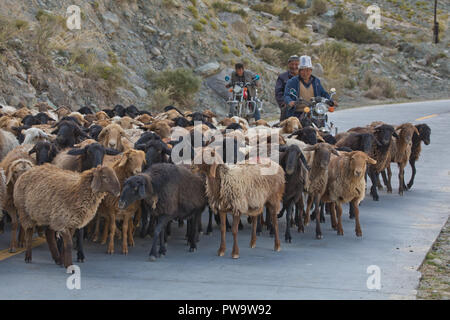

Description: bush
[328,18,383,44]
[313,42,354,78]
[311,0,327,16]
[222,46,230,54]
[363,73,396,99]
[212,2,248,18]
[148,87,175,111]
[188,5,199,19]
[199,18,207,25]
[150,68,201,105]
[265,41,304,66]
[231,48,241,57]
[193,22,204,32]
[259,47,281,66]
[210,21,218,30]
[294,0,307,8]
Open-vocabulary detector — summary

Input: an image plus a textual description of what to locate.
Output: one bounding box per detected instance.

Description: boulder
[195,62,221,77]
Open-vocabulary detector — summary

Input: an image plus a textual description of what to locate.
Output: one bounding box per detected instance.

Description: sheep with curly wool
[14,164,120,268]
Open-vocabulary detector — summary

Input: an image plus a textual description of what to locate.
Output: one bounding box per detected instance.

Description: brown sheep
[321,151,376,237]
[0,129,20,161]
[140,122,171,139]
[94,119,112,127]
[196,148,285,259]
[14,164,120,268]
[98,123,132,152]
[12,107,33,119]
[55,106,71,120]
[95,111,110,121]
[0,116,21,134]
[95,149,146,254]
[251,119,270,127]
[383,123,419,195]
[279,117,302,135]
[114,116,142,130]
[135,114,153,124]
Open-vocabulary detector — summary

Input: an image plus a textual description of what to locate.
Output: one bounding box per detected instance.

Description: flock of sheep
[0,102,431,269]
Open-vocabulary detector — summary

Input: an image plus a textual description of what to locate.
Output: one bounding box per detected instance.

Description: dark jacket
[275,71,296,108]
[228,70,259,98]
[283,75,331,105]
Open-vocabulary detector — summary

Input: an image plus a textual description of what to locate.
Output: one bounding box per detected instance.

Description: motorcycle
[287,87,338,135]
[225,74,263,121]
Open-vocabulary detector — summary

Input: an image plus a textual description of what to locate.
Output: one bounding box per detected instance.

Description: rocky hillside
[0,0,448,118]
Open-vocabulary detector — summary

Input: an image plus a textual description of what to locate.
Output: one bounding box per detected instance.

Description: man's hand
[288,101,295,107]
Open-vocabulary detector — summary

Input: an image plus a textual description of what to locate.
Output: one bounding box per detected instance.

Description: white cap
[299,55,313,69]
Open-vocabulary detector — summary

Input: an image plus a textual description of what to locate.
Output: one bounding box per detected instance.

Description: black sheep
[51,120,90,148]
[113,104,126,117]
[288,127,318,145]
[125,105,139,118]
[118,163,207,260]
[28,141,59,165]
[407,123,431,189]
[88,124,103,141]
[78,106,94,115]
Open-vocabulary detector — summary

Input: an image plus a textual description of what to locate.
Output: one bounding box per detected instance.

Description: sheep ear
[97,128,107,141]
[208,163,218,178]
[5,166,14,185]
[118,154,129,167]
[392,131,399,138]
[135,143,147,151]
[105,148,120,155]
[90,167,102,192]
[366,156,377,165]
[28,146,36,155]
[67,147,86,156]
[330,148,340,156]
[299,152,310,171]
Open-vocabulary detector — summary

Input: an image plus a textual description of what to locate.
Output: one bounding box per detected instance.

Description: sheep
[276,144,310,242]
[14,164,120,268]
[278,117,302,135]
[336,132,376,154]
[78,106,94,115]
[88,124,103,141]
[12,107,33,119]
[135,139,171,169]
[383,123,419,195]
[407,124,431,189]
[0,129,19,161]
[195,148,285,259]
[28,141,59,165]
[55,106,71,120]
[288,127,318,145]
[95,149,146,255]
[321,151,376,237]
[95,111,109,121]
[136,114,153,124]
[302,143,339,239]
[118,162,207,260]
[125,105,140,118]
[113,104,126,117]
[0,116,21,134]
[349,124,398,201]
[51,120,90,149]
[52,142,119,172]
[97,123,132,152]
[140,121,171,139]
[22,127,52,145]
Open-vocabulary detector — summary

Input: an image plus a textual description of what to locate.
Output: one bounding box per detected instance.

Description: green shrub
[311,0,327,16]
[193,22,204,31]
[328,18,383,44]
[147,87,175,111]
[189,0,197,6]
[294,0,307,8]
[188,5,199,19]
[150,68,201,105]
[222,45,230,54]
[212,2,248,18]
[14,19,28,30]
[199,18,207,25]
[265,41,304,65]
[231,48,241,56]
[210,21,218,30]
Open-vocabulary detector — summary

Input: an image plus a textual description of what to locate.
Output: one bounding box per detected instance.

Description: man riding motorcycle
[283,55,337,123]
[275,55,300,121]
[225,63,261,120]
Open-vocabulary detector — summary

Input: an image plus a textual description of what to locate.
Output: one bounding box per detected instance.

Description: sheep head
[98,124,126,151]
[118,173,154,210]
[117,149,146,176]
[6,159,33,185]
[304,143,339,170]
[90,165,120,196]
[346,151,376,178]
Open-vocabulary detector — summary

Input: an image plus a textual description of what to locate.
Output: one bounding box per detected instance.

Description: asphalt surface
[0,99,449,300]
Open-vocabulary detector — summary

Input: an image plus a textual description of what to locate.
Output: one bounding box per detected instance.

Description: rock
[431,258,443,266]
[206,68,234,100]
[417,59,427,66]
[323,10,335,17]
[7,38,23,50]
[311,22,319,33]
[195,62,221,77]
[399,74,409,81]
[116,87,138,104]
[133,85,148,99]
[150,47,161,56]
[260,12,276,20]
[143,25,157,34]
[102,12,120,27]
[54,56,69,67]
[313,63,324,77]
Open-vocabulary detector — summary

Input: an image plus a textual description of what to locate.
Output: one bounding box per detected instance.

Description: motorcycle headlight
[233,86,242,94]
[315,103,328,115]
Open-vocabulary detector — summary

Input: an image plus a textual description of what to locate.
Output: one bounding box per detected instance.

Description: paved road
[0,100,449,300]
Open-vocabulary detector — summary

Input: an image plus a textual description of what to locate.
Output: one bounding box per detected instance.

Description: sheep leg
[100,215,110,245]
[319,202,325,223]
[45,228,60,265]
[24,228,33,263]
[0,212,5,234]
[121,216,129,255]
[386,166,393,193]
[349,201,355,220]
[336,203,344,236]
[149,215,169,261]
[61,230,73,269]
[140,202,150,238]
[206,208,213,235]
[265,208,274,236]
[189,212,201,252]
[9,210,18,253]
[285,201,293,243]
[133,206,141,230]
[297,195,305,233]
[267,203,281,252]
[159,223,167,256]
[314,196,322,239]
[178,218,184,228]
[231,214,240,259]
[127,217,135,247]
[107,214,116,255]
[380,170,388,190]
[147,215,156,238]
[352,199,362,237]
[75,228,85,262]
[330,203,337,230]
[304,195,313,226]
[407,159,416,189]
[238,217,243,230]
[376,172,384,190]
[256,213,262,236]
[218,211,227,257]
[250,215,257,248]
[197,212,203,235]
[398,163,405,196]
[17,225,25,248]
[368,168,379,201]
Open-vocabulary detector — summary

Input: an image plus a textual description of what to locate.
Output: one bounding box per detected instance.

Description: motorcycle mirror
[330,88,336,93]
[225,76,230,81]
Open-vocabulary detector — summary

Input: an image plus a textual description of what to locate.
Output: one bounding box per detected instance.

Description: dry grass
[363,72,397,99]
[148,87,175,111]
